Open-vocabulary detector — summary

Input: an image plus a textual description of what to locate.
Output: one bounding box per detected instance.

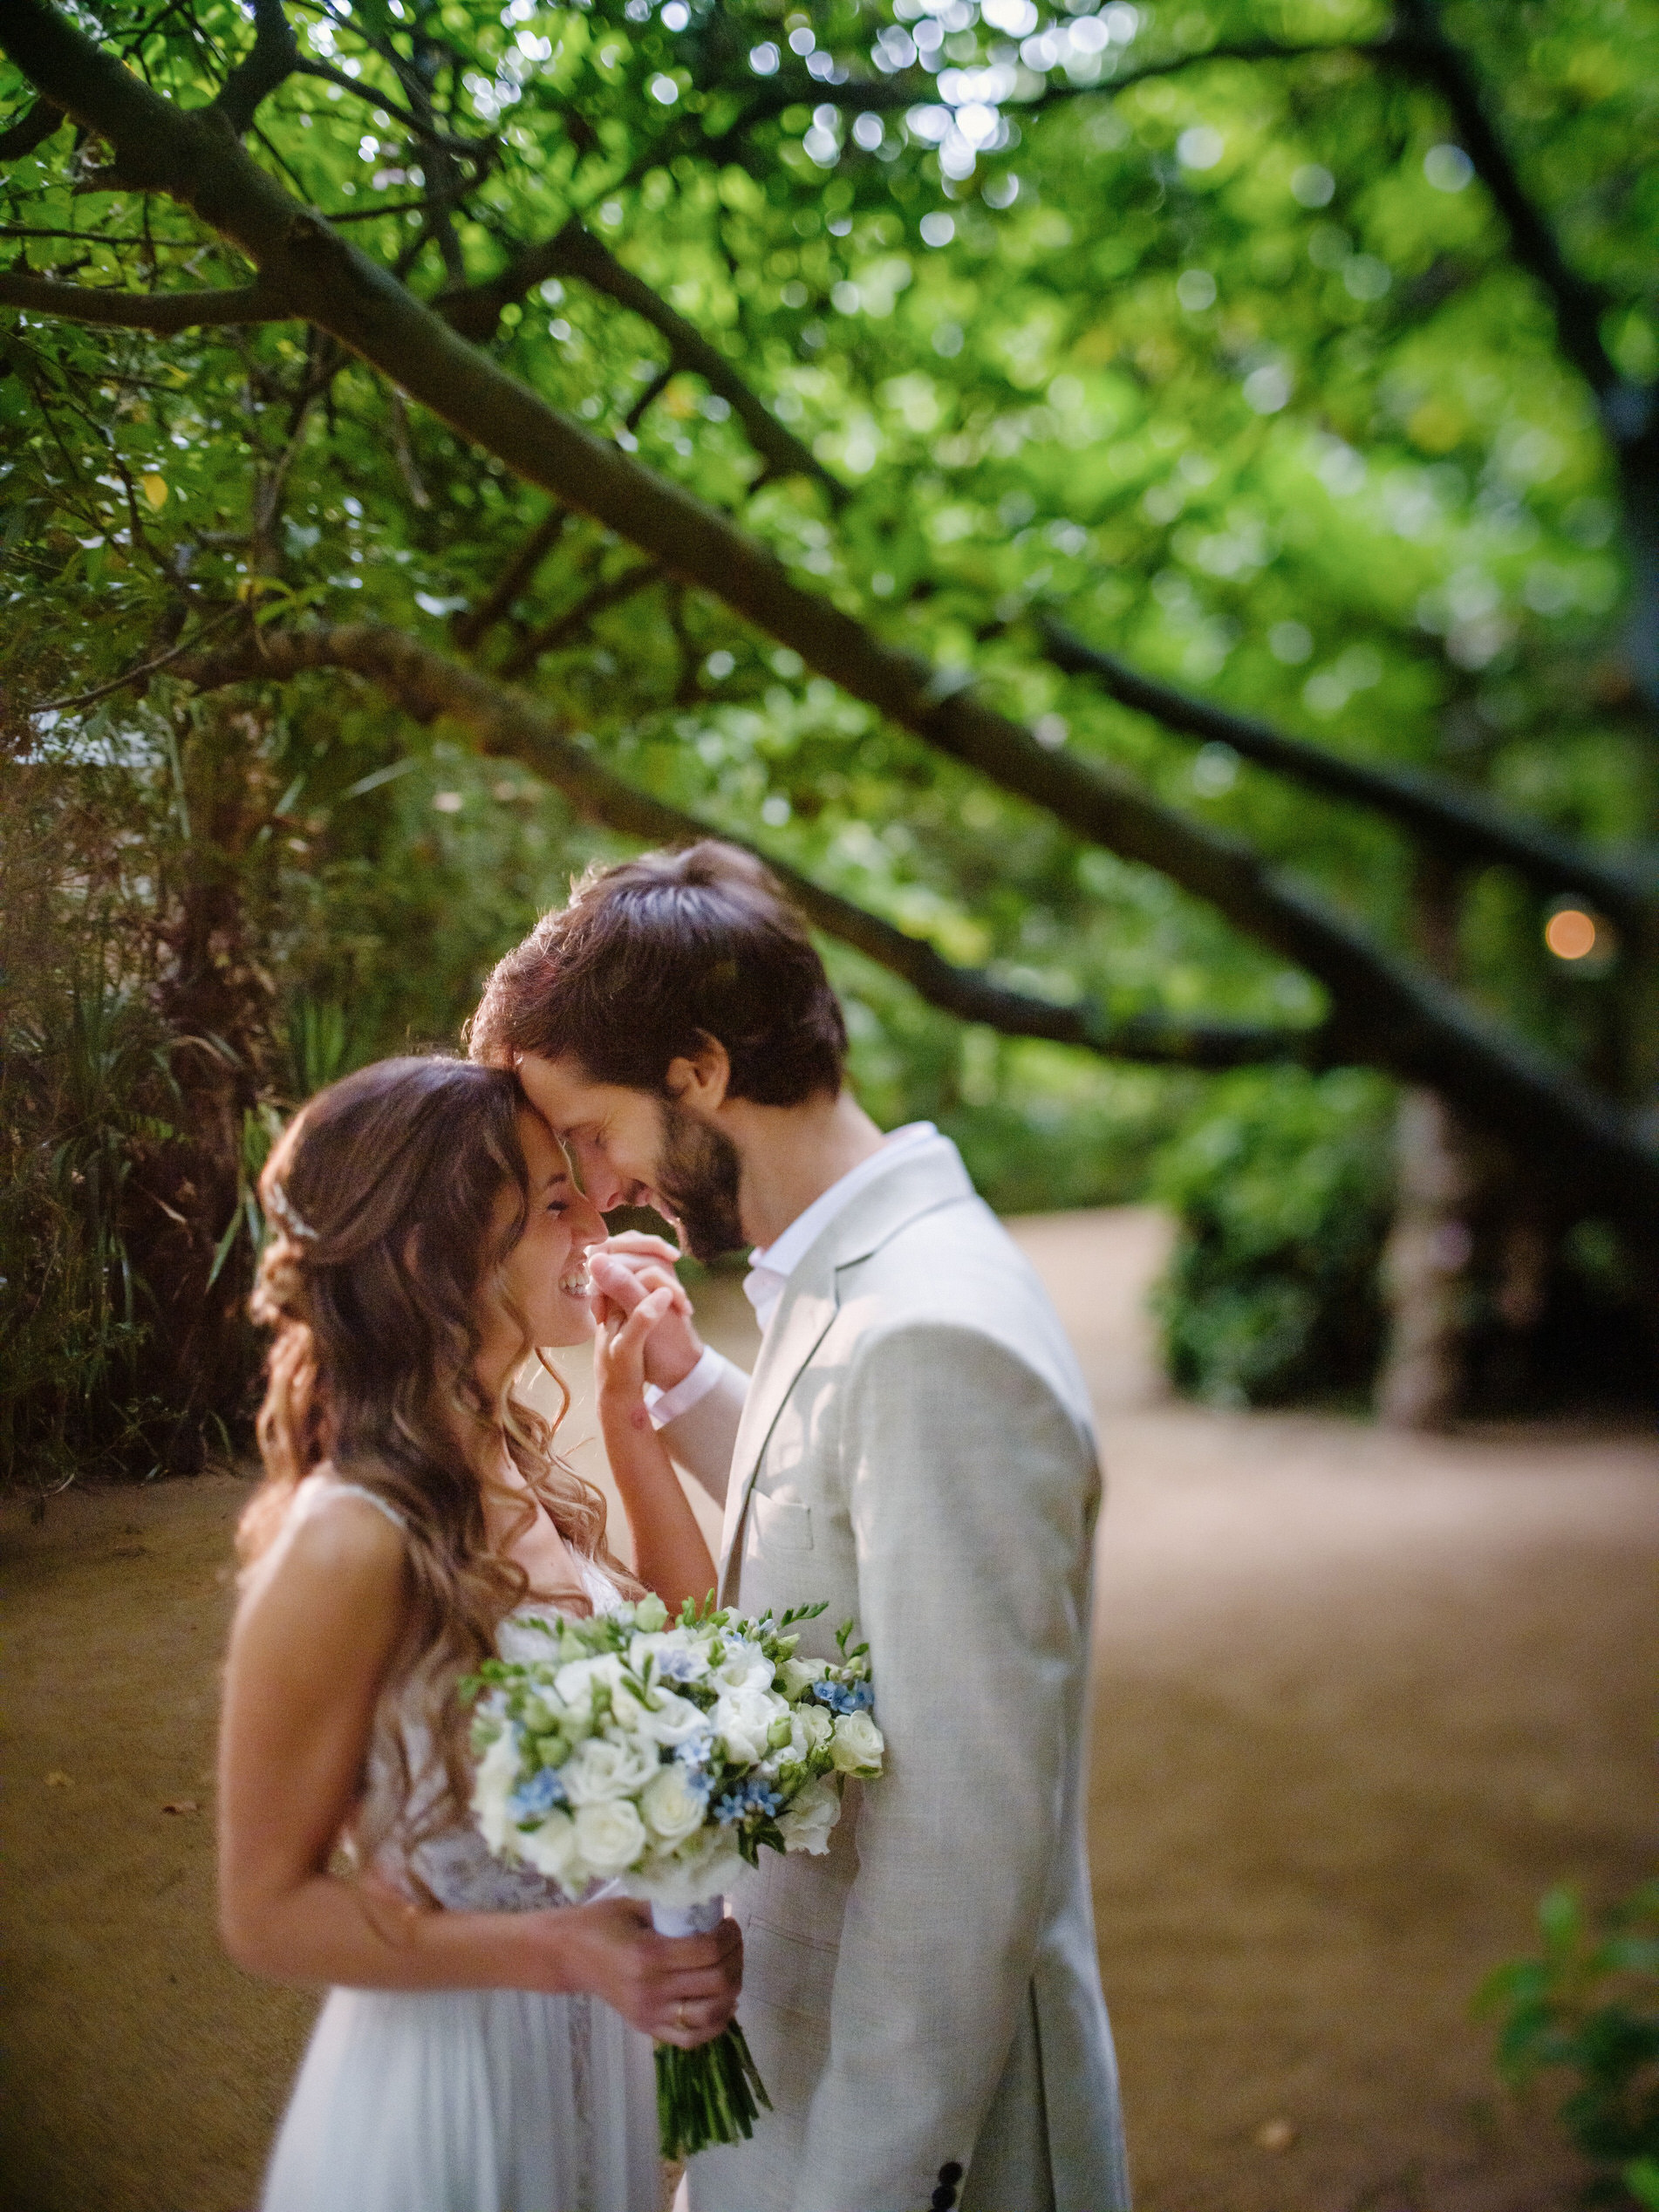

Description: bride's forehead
[516,1109,569,1175]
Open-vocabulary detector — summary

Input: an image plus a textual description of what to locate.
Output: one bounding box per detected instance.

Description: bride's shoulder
[270,1464,409,1577]
[236,1469,409,1642]
[300,1463,409,1529]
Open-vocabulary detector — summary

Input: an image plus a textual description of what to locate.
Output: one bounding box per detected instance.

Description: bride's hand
[594,1283,676,1425]
[540,1894,743,2046]
[590,1237,704,1393]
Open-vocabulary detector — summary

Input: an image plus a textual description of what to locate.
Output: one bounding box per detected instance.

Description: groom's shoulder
[843,1193,1087,1394]
[853,1179,1020,1281]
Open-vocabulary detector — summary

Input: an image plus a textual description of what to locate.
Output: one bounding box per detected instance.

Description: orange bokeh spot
[1545,909,1597,960]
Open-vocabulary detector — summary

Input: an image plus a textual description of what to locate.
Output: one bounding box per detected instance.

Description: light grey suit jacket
[662,1136,1130,2212]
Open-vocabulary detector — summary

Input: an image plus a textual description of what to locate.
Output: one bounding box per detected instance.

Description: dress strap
[577,1556,623,1614]
[317,1478,408,1533]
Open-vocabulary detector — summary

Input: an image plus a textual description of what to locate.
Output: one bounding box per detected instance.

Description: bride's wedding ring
[676,2001,689,2031]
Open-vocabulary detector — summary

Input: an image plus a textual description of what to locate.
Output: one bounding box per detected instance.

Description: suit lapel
[717,1263,838,1582]
[715,1137,976,1592]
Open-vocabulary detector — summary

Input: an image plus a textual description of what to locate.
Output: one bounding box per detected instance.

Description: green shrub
[1150,1067,1396,1407]
[1478,1882,1659,2206]
[0,973,177,1493]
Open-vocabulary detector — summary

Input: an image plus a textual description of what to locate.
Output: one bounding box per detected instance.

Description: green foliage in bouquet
[654,2018,773,2167]
[1478,1881,1659,2207]
[1150,1067,1396,1407]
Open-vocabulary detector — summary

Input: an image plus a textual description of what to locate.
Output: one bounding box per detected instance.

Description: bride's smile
[474,1111,606,1392]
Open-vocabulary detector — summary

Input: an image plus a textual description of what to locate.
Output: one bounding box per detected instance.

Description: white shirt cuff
[643,1343,725,1430]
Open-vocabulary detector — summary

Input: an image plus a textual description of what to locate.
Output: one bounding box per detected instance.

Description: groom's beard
[653,1099,745,1263]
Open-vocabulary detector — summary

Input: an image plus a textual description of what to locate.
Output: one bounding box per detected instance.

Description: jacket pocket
[751,1491,814,1553]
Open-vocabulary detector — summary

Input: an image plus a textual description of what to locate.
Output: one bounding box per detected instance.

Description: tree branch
[5,0,1655,1217]
[452,503,567,653]
[36,603,242,713]
[1042,618,1656,931]
[292,58,488,158]
[1387,0,1658,715]
[0,270,292,331]
[496,560,662,679]
[0,95,64,160]
[437,217,845,505]
[210,0,300,137]
[172,619,1318,1071]
[1389,1,1620,406]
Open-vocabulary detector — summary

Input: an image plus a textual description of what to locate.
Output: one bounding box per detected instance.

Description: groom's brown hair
[468,841,847,1105]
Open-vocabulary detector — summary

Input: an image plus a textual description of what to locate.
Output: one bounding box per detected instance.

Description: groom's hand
[590,1235,705,1392]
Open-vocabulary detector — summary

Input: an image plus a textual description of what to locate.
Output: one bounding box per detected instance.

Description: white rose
[627,1824,746,1911]
[519,1806,580,1883]
[561,1735,658,1806]
[791,1698,831,1751]
[714,1685,790,1765]
[470,1722,524,1856]
[613,1681,711,1749]
[572,1797,647,1875]
[789,1703,833,1758]
[554,1653,626,1709]
[639,1765,710,1846]
[829,1710,885,1776]
[629,1628,711,1685]
[712,1638,773,1694]
[778,1656,829,1699]
[776,1776,841,1855]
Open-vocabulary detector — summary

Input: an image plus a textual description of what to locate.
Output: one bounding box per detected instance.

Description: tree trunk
[1376,1089,1486,1429]
[1376,861,1482,1428]
[126,703,277,1468]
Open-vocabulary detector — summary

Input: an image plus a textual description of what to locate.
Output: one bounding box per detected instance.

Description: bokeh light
[1544,908,1598,961]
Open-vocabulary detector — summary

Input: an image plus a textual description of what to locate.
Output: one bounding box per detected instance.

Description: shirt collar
[743,1123,939,1333]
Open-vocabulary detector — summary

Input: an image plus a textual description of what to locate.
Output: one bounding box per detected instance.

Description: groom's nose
[569,1140,627,1213]
[568,1187,608,1247]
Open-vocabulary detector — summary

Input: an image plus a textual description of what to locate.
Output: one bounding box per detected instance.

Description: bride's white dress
[259,1476,661,2212]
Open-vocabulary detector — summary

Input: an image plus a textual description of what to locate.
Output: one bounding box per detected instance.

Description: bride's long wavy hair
[241,1055,638,1845]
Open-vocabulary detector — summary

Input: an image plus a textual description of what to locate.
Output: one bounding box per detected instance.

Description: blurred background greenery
[2,0,1655,1497]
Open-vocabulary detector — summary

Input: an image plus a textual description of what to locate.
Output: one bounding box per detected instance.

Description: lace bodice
[290,1474,624,1914]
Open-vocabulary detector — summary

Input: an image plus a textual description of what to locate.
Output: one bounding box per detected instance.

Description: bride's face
[483,1110,606,1359]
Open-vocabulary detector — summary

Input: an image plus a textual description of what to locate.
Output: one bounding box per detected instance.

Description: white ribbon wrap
[651,1895,724,1938]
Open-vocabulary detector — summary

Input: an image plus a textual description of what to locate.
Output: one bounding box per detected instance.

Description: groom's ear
[664,1034,731,1115]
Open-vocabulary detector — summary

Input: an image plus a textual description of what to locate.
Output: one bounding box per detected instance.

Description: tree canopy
[2,0,1656,1471]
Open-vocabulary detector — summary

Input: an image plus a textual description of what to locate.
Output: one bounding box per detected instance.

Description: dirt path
[3,1208,1655,2212]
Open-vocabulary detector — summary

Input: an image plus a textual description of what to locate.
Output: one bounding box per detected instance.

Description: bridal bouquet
[463,1593,883,2158]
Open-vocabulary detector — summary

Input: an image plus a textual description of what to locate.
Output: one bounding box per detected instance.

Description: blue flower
[713,1776,785,1823]
[674,1726,717,1772]
[810,1678,874,1716]
[674,1759,715,1805]
[509,1766,567,1822]
[655,1648,702,1683]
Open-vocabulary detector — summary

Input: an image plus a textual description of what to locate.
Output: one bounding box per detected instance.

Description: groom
[470,842,1130,2212]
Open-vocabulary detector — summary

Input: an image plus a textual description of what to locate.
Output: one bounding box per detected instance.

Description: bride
[217,1054,739,2212]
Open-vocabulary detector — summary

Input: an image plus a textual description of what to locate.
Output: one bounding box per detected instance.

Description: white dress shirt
[645,1122,939,1426]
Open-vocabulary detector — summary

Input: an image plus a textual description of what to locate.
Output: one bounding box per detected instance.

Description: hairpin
[264,1180,318,1244]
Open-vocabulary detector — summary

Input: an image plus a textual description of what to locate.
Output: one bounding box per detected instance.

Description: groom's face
[515,1054,746,1261]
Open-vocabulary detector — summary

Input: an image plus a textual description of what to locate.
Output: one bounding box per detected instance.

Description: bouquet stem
[651,1898,772,2160]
